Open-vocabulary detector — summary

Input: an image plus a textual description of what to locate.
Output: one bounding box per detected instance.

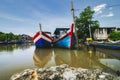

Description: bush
[109,31,120,40]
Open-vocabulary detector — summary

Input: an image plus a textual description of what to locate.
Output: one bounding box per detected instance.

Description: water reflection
[96,48,120,71]
[99,59,120,71]
[92,48,120,71]
[33,48,102,69]
[96,48,120,59]
[33,48,55,68]
[54,48,97,68]
[33,47,120,71]
[0,43,33,52]
[0,43,35,80]
[0,44,120,80]
[54,48,72,65]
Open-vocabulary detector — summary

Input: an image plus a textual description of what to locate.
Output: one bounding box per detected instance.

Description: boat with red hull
[53,23,76,49]
[33,31,53,48]
[32,24,53,48]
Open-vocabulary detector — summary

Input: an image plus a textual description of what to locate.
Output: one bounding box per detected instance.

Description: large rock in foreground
[10,64,119,80]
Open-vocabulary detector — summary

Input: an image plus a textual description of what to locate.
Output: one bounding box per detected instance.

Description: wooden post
[89,24,92,38]
[70,1,79,48]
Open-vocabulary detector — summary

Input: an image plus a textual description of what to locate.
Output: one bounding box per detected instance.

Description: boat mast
[39,23,42,35]
[70,1,79,48]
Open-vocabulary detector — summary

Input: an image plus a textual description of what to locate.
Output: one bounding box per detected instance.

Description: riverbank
[10,64,120,80]
[0,40,33,45]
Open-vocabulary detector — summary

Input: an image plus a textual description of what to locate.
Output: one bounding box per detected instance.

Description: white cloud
[93,4,114,18]
[101,12,114,17]
[93,4,107,14]
[107,12,114,17]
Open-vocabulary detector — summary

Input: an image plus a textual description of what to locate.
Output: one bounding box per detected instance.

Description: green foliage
[109,31,120,40]
[75,6,99,40]
[0,32,32,43]
[0,32,20,42]
[0,32,6,41]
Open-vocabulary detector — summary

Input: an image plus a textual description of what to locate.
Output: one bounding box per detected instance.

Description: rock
[10,64,118,80]
[116,70,120,76]
[99,75,105,79]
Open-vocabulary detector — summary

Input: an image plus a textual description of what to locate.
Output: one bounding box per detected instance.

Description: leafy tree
[7,32,14,41]
[75,6,99,40]
[0,32,20,42]
[0,32,6,41]
[13,35,19,40]
[109,31,120,40]
[0,31,32,42]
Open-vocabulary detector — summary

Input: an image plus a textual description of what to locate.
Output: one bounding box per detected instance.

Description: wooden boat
[90,41,120,50]
[32,24,53,48]
[53,23,76,49]
[96,43,120,50]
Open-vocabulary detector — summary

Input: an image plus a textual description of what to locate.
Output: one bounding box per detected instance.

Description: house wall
[93,28,108,40]
[93,27,120,40]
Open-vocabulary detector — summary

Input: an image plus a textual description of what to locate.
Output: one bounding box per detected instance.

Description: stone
[10,64,118,80]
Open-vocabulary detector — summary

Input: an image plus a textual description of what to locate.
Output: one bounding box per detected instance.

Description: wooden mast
[39,23,42,35]
[70,1,79,48]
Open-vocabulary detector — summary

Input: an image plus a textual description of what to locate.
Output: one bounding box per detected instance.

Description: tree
[0,32,6,41]
[109,31,120,40]
[7,32,14,41]
[0,32,22,42]
[75,6,99,40]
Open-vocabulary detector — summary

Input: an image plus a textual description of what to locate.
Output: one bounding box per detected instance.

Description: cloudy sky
[0,0,120,36]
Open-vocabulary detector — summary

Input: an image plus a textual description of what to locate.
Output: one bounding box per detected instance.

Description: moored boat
[53,23,76,49]
[90,41,120,50]
[32,24,53,48]
[96,43,120,50]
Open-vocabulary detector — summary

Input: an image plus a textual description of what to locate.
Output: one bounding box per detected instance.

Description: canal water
[0,44,120,80]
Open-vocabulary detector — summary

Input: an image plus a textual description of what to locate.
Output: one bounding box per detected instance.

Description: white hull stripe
[34,35,52,43]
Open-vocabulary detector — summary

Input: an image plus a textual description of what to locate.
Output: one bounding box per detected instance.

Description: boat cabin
[53,28,69,39]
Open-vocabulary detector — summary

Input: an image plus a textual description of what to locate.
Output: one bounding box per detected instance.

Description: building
[93,27,120,40]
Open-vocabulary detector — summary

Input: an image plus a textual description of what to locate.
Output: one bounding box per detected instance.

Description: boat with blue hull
[32,24,53,48]
[90,41,120,50]
[96,43,120,50]
[53,23,76,49]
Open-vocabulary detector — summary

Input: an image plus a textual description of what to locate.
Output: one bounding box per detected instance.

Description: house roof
[99,27,120,30]
[96,27,120,34]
